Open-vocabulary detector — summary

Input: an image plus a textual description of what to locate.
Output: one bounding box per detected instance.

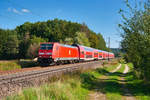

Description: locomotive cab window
[40,44,53,50]
[40,46,46,50]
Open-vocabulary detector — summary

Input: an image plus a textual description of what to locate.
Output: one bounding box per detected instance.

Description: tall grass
[0,61,21,71]
[6,75,89,100]
[0,59,38,71]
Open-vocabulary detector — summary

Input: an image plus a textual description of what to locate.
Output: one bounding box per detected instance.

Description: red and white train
[38,42,115,65]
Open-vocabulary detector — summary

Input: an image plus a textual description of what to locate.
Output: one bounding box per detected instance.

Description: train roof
[72,44,95,51]
[40,42,77,48]
[97,50,103,52]
[60,44,77,48]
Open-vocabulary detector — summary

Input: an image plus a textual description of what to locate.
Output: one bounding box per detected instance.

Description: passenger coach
[72,44,95,61]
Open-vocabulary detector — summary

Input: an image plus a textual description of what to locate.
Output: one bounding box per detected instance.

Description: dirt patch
[121,65,136,100]
[111,64,122,73]
[89,90,106,100]
[123,64,129,74]
[88,76,107,100]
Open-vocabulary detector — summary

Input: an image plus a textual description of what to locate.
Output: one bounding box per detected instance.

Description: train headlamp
[39,52,44,55]
[46,53,52,55]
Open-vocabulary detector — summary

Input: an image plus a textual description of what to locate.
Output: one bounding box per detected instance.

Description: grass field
[0,61,21,71]
[6,75,89,100]
[5,62,150,100]
[81,63,124,100]
[0,59,38,71]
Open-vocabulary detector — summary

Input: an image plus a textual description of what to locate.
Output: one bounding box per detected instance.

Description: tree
[26,36,47,59]
[0,29,19,59]
[0,29,7,58]
[18,32,31,58]
[97,33,108,51]
[76,32,90,47]
[5,31,19,59]
[119,0,150,81]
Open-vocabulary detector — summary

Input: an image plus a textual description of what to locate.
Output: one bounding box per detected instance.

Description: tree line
[0,19,109,59]
[120,0,150,81]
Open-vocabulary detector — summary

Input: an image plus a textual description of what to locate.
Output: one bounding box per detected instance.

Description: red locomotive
[38,42,115,65]
[38,42,79,65]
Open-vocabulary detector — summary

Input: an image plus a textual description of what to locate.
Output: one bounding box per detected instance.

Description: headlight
[46,53,52,55]
[39,52,44,55]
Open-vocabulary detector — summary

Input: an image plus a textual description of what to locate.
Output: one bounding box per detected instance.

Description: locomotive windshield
[40,44,53,50]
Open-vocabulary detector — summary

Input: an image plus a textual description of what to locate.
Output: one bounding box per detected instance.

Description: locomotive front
[38,43,54,65]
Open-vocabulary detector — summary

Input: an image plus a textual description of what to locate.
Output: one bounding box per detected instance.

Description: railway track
[0,60,104,99]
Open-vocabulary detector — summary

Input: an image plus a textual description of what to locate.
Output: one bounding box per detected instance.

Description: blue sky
[0,0,127,48]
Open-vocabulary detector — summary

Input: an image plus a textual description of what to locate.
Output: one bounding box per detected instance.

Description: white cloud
[7,7,22,15]
[22,9,30,13]
[12,8,21,14]
[7,7,30,15]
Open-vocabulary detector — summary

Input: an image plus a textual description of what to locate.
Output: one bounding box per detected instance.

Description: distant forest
[0,19,110,59]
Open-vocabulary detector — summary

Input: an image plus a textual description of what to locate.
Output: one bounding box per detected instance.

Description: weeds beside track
[0,60,104,99]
